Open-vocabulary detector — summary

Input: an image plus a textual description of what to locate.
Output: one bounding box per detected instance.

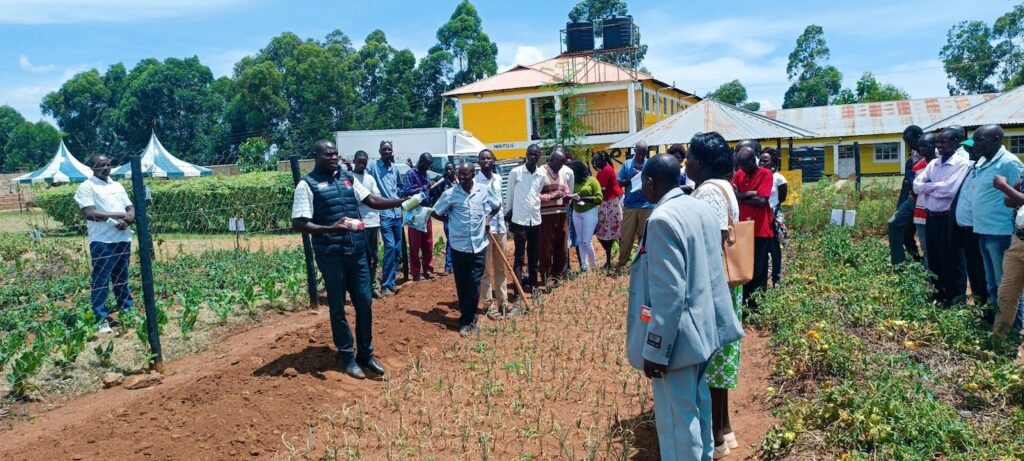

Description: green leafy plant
[177,288,202,339]
[94,340,115,368]
[207,291,236,326]
[259,276,283,309]
[7,339,48,398]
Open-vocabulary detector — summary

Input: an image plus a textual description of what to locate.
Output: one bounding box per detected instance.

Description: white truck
[334,128,487,175]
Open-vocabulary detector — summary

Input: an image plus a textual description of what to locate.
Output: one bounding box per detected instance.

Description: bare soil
[0,253,775,460]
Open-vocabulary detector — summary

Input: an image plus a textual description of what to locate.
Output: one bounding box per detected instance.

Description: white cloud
[496,43,555,71]
[3,64,93,121]
[19,55,56,73]
[0,0,243,24]
[512,46,546,66]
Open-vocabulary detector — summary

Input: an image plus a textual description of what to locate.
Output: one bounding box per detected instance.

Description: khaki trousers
[995,237,1024,338]
[481,232,508,304]
[616,208,652,267]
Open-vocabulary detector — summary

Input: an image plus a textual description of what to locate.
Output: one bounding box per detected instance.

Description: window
[529,97,556,140]
[1009,135,1024,155]
[644,92,650,112]
[873,142,900,162]
[662,97,668,115]
[837,145,856,159]
[572,97,588,116]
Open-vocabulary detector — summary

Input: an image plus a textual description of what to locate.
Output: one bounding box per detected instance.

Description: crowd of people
[888,123,1024,345]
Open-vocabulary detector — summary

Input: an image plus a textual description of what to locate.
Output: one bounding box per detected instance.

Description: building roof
[923,85,1024,130]
[610,99,816,148]
[761,94,997,138]
[442,55,692,98]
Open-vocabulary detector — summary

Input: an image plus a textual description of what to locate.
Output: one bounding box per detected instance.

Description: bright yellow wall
[570,89,628,111]
[462,99,528,145]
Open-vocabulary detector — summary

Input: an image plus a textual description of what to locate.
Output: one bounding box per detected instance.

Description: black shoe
[342,361,366,380]
[358,357,386,376]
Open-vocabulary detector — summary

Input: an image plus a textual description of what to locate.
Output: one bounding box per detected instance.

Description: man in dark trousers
[889,125,925,265]
[733,143,774,311]
[292,140,405,379]
[505,144,546,291]
[432,162,501,337]
[948,130,989,308]
[914,131,971,305]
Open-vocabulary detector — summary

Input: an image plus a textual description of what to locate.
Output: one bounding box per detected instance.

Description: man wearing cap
[962,125,1024,323]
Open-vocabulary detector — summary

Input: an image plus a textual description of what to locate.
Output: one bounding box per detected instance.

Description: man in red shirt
[732,141,774,311]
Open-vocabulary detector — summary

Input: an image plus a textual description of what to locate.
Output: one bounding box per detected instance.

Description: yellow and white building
[443,55,700,160]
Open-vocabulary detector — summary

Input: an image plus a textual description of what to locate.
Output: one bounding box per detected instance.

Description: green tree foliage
[706,80,761,111]
[783,25,843,108]
[40,70,111,156]
[568,0,647,67]
[237,137,273,173]
[3,121,60,172]
[0,106,26,170]
[783,25,844,108]
[851,72,910,103]
[436,0,498,88]
[941,3,1024,94]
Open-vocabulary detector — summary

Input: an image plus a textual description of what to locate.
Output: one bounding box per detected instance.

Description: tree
[940,20,1000,94]
[3,121,60,172]
[237,137,273,173]
[994,3,1024,89]
[706,80,760,111]
[41,69,112,156]
[0,106,26,170]
[435,0,498,88]
[783,25,844,108]
[225,60,289,147]
[567,0,647,67]
[852,72,910,103]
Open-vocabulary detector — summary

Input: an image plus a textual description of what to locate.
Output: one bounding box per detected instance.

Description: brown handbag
[702,182,754,288]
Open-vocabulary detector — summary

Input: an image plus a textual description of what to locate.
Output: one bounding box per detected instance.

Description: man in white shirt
[504,144,546,292]
[74,154,135,334]
[350,150,383,299]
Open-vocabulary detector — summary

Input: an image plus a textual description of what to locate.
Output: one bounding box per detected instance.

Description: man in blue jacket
[626,154,744,460]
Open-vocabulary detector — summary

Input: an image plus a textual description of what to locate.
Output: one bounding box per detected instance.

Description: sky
[0,0,1016,123]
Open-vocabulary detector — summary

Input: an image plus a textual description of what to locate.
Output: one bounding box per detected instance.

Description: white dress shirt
[74,176,133,243]
[505,164,545,226]
[475,170,507,234]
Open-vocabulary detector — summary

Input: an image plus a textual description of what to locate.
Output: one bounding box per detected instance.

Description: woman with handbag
[686,132,747,459]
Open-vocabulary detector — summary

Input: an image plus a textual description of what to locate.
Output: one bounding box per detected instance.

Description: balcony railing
[576,108,644,136]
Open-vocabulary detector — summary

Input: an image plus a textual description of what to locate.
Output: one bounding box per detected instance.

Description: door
[836,144,856,178]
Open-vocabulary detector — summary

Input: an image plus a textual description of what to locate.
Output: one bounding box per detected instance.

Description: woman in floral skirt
[592,152,624,270]
[685,132,744,459]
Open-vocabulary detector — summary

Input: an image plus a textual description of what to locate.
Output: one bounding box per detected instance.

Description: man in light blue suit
[626,154,745,460]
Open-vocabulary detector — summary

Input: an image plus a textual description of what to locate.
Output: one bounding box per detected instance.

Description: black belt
[926,210,952,217]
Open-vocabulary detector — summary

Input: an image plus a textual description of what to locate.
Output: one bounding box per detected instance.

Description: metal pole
[289,155,319,309]
[853,141,862,192]
[129,155,163,372]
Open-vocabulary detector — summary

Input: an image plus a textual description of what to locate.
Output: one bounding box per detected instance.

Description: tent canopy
[610,99,816,149]
[112,132,212,179]
[11,139,93,184]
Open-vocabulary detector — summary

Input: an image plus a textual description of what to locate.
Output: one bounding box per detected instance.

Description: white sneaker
[98,321,113,334]
[724,432,739,449]
[713,442,731,459]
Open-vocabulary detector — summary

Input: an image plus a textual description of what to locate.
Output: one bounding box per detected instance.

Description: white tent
[111,132,212,179]
[11,139,93,184]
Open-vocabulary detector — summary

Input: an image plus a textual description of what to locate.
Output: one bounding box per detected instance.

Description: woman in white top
[684,132,742,460]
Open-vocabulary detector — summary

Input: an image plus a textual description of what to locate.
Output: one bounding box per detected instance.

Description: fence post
[130,155,163,372]
[289,155,319,309]
[853,141,862,192]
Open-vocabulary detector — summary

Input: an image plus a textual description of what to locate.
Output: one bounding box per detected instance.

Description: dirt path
[0,270,777,460]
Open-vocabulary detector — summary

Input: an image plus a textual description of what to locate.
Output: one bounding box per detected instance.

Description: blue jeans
[379,216,403,290]
[314,251,374,365]
[89,241,134,322]
[979,234,1024,328]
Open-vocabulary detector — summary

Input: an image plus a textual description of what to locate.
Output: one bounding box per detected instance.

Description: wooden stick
[488,233,532,312]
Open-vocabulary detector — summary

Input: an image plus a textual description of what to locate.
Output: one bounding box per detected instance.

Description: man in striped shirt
[538,149,576,288]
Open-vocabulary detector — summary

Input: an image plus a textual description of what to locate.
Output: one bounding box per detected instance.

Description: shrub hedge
[35,172,295,234]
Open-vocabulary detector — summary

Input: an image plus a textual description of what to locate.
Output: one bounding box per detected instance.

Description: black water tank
[790,147,825,182]
[602,16,635,49]
[565,21,595,53]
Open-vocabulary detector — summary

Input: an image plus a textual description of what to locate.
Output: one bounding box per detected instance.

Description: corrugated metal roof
[442,55,655,97]
[610,99,816,148]
[760,94,996,138]
[923,85,1024,130]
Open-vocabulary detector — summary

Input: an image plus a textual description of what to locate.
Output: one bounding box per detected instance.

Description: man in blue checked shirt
[431,162,502,337]
[368,140,404,296]
[401,153,442,281]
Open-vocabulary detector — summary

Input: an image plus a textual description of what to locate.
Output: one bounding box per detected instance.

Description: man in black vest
[292,140,406,379]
